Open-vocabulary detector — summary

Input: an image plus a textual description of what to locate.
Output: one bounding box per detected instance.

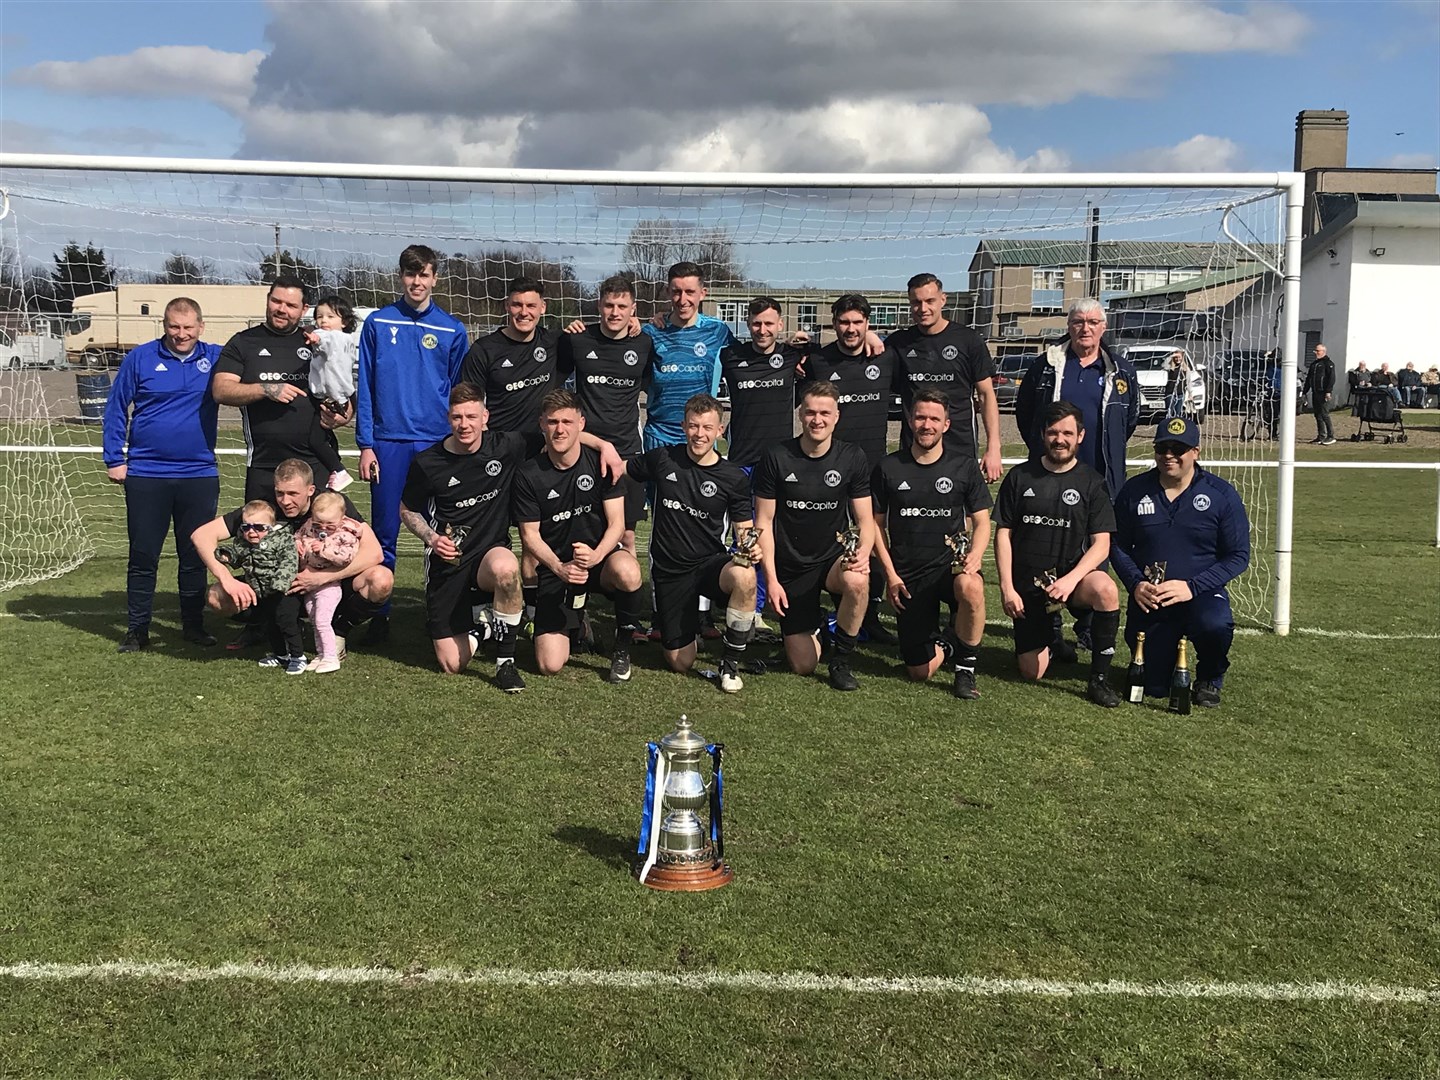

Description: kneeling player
[753,381,874,691]
[872,390,993,699]
[514,390,644,683]
[994,401,1122,707]
[624,393,759,693]
[399,384,536,691]
[1112,418,1251,707]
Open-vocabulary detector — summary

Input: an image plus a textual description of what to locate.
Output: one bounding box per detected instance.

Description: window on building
[796,303,818,332]
[1032,268,1065,291]
[139,303,151,316]
[716,301,744,324]
[1133,270,1170,292]
[1101,270,1135,294]
[870,304,902,329]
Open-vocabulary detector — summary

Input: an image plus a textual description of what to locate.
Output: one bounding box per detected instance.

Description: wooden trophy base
[637,859,734,892]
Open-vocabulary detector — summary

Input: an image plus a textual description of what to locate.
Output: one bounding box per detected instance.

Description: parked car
[1117,345,1207,423]
[991,353,1031,412]
[1213,351,1278,414]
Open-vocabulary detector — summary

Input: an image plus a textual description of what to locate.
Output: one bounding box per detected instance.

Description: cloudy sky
[2,0,1437,174]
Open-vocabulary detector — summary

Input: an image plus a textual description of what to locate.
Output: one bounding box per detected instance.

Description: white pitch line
[0,960,1435,1004]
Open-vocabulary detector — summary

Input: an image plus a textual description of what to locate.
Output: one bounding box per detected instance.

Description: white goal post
[0,154,1303,632]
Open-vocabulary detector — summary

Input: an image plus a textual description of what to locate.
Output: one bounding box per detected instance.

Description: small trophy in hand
[1143,561,1168,586]
[836,524,861,566]
[944,528,971,575]
[439,523,464,565]
[1033,567,1062,614]
[730,525,762,568]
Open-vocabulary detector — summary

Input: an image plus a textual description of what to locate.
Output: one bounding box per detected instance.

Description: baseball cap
[1155,416,1200,449]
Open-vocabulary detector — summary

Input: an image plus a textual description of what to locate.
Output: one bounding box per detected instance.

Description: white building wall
[1345,224,1440,372]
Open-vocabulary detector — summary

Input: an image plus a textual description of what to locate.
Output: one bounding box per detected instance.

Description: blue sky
[2,1,1436,173]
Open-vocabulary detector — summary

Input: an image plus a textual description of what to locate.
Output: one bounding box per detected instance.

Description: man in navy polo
[1111,417,1251,707]
[103,296,223,652]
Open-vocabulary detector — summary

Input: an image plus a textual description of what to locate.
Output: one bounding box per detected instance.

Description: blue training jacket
[102,338,221,478]
[356,299,468,447]
[641,314,732,446]
[1112,465,1251,597]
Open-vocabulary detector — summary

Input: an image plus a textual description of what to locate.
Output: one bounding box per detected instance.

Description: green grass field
[1,455,1437,1077]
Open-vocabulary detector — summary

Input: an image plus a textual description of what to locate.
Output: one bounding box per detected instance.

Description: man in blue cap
[1111,417,1251,707]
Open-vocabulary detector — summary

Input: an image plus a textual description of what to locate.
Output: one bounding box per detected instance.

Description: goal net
[0,158,1297,625]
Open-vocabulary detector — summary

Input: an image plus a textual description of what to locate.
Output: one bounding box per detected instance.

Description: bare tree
[621,220,747,316]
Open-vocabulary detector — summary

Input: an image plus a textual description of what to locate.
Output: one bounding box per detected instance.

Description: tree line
[2,220,755,324]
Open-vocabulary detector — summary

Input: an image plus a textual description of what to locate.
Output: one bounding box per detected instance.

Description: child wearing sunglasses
[214,501,305,673]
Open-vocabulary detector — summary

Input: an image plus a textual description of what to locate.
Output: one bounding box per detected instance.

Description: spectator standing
[103,296,222,653]
[1303,343,1336,445]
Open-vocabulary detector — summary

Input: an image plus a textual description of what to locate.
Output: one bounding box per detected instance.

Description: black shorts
[424,547,495,640]
[776,559,839,637]
[652,552,733,651]
[896,567,984,666]
[620,475,648,531]
[533,548,622,636]
[1012,592,1061,656]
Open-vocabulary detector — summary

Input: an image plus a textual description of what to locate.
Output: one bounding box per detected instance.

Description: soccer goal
[0,155,1303,630]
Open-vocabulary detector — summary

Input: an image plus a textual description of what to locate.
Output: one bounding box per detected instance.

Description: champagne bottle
[1127,631,1147,704]
[1168,636,1192,715]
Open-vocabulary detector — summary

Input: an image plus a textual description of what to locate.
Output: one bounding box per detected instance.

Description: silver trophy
[1033,567,1062,614]
[730,525,762,568]
[944,528,971,575]
[636,716,732,892]
[836,524,861,565]
[439,522,468,565]
[1143,561,1168,586]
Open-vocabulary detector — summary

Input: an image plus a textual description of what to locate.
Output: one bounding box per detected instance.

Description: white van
[1118,345,1207,423]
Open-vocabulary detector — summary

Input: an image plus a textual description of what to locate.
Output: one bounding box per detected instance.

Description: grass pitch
[0,460,1436,1078]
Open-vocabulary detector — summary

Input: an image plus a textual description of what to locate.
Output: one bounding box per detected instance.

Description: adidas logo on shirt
[1137,495,1156,516]
[906,349,917,358]
[1023,487,1036,497]
[547,488,560,499]
[501,359,513,367]
[784,472,798,482]
[258,349,271,357]
[665,472,678,482]
[447,476,460,487]
[155,362,168,371]
[586,351,598,360]
[897,481,910,490]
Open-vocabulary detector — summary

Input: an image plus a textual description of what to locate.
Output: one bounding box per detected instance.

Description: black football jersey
[458,327,562,433]
[559,326,653,455]
[753,436,870,574]
[628,445,753,575]
[811,342,896,467]
[719,342,805,467]
[994,458,1115,594]
[887,322,995,456]
[872,447,993,581]
[401,430,542,557]
[512,444,623,559]
[215,323,319,470]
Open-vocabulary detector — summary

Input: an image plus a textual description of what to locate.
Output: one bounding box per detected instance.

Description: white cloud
[11,46,263,114]
[1111,134,1246,173]
[1372,152,1438,170]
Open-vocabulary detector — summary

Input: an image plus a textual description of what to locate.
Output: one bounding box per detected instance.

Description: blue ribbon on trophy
[637,741,661,856]
[706,742,725,857]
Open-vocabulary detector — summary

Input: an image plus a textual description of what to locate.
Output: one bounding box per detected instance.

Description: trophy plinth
[636,858,734,892]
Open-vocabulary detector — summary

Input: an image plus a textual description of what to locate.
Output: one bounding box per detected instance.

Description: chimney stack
[1295,110,1349,172]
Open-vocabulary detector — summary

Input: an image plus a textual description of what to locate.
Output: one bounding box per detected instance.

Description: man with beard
[871,389,992,699]
[994,401,1121,707]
